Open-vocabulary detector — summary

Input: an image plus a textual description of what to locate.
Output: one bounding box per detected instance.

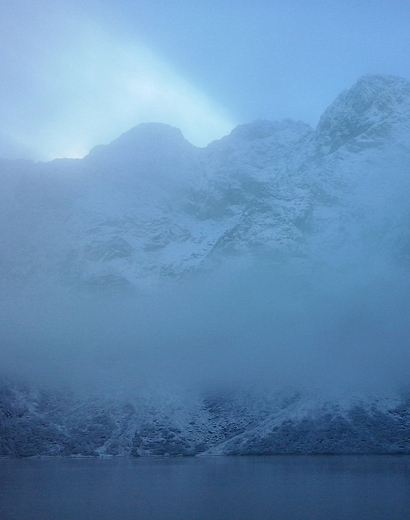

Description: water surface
[1,456,410,519]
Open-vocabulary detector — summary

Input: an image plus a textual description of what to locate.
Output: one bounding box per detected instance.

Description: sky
[1,0,410,160]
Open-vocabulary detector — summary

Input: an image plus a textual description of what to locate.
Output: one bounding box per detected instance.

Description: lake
[1,456,410,519]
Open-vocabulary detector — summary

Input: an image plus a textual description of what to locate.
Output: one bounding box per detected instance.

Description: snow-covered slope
[1,379,409,457]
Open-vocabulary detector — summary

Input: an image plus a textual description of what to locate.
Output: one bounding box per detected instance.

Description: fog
[1,252,409,398]
[1,120,410,401]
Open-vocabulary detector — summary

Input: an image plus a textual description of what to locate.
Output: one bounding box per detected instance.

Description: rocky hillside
[1,379,409,457]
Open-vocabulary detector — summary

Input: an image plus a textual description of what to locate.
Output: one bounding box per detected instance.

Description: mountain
[1,74,410,456]
[1,75,410,290]
[1,120,313,288]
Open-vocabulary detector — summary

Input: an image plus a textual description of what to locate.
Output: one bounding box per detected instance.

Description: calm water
[1,456,410,520]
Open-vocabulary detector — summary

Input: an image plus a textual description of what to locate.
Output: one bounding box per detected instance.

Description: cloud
[2,255,410,397]
[0,2,235,160]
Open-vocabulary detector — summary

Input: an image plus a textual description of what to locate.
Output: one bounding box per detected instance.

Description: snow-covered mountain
[1,74,410,456]
[1,74,409,290]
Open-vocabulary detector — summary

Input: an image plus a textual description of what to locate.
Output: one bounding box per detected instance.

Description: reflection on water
[1,456,410,520]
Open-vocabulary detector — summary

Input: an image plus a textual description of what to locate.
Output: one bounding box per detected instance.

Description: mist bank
[1,254,409,398]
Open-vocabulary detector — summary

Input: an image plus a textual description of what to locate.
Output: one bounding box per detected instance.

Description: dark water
[1,456,410,520]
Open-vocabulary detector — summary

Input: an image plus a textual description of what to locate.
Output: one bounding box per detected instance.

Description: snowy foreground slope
[1,74,410,456]
[1,379,410,457]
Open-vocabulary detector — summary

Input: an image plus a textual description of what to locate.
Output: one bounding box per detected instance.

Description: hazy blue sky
[1,0,410,160]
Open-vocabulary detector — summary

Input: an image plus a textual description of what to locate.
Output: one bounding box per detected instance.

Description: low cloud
[1,255,409,397]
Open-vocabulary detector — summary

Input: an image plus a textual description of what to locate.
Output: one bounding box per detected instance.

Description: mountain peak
[86,122,195,164]
[112,122,187,146]
[316,74,410,153]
